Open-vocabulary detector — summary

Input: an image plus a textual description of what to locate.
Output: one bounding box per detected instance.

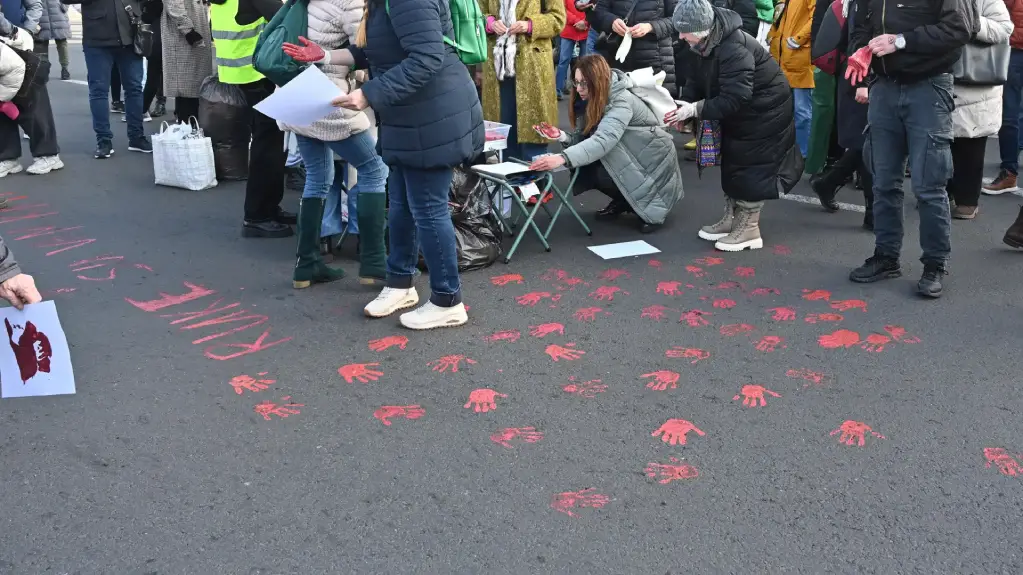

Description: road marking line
[63,79,88,86]
[781,192,866,213]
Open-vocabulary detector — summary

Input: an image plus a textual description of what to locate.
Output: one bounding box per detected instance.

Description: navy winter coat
[351,0,484,169]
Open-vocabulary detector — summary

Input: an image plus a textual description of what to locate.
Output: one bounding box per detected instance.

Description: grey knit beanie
[672,0,714,34]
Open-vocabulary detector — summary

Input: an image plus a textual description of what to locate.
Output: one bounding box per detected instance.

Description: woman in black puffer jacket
[591,0,676,94]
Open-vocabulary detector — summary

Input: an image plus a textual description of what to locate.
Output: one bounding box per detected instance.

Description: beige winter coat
[952,0,1013,139]
[0,39,25,102]
[277,0,373,141]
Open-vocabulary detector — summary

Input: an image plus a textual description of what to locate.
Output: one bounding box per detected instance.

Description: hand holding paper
[252,66,342,126]
[332,88,368,111]
[0,273,40,310]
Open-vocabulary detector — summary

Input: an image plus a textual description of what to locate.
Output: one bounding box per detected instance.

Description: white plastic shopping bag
[152,118,218,191]
[625,67,677,126]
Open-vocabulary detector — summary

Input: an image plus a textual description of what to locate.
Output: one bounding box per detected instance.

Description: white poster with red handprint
[0,301,75,398]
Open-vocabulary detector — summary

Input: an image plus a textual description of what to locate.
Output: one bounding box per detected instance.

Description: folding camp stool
[474,159,592,264]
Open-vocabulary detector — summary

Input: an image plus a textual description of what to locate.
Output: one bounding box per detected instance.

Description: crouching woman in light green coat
[529,54,684,233]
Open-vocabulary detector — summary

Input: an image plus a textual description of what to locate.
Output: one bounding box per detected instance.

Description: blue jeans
[386,165,461,306]
[1000,49,1023,173]
[556,37,587,93]
[323,163,351,237]
[865,75,953,266]
[586,27,598,54]
[499,77,549,161]
[792,88,813,157]
[295,131,388,230]
[83,45,144,145]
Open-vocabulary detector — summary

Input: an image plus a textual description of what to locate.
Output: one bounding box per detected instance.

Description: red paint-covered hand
[282,36,327,63]
[845,47,872,85]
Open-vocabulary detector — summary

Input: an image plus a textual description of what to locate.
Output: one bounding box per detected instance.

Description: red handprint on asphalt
[772,245,792,255]
[819,329,861,349]
[720,323,755,337]
[884,325,920,344]
[679,309,712,327]
[550,488,609,517]
[754,336,785,352]
[486,330,521,343]
[541,268,570,281]
[802,289,831,301]
[713,281,743,290]
[656,281,683,296]
[428,355,477,373]
[734,266,755,277]
[516,291,551,306]
[665,347,709,363]
[767,307,796,321]
[984,448,1023,477]
[713,298,736,309]
[786,368,827,387]
[559,276,587,288]
[562,378,607,397]
[830,299,867,312]
[648,259,663,268]
[694,257,725,266]
[652,419,705,446]
[732,384,781,407]
[641,305,669,320]
[464,388,508,413]
[373,405,425,426]
[861,333,890,352]
[685,265,706,277]
[804,313,843,324]
[750,287,780,296]
[545,343,585,362]
[642,370,681,391]
[645,457,699,484]
[338,362,383,384]
[368,335,409,352]
[529,322,565,338]
[831,420,884,446]
[598,268,630,281]
[573,307,603,321]
[491,427,544,449]
[491,273,524,286]
[589,285,626,301]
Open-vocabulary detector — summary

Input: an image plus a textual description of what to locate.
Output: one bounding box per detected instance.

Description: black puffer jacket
[592,0,677,94]
[680,8,796,202]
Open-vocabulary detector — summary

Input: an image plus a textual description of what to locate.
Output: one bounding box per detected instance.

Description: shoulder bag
[953,41,1011,85]
[593,0,642,54]
[117,0,154,57]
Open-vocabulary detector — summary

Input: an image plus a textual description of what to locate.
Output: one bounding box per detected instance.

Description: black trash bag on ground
[198,75,251,181]
[417,167,503,272]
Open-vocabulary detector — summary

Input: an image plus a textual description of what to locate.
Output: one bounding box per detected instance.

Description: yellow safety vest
[210,0,266,85]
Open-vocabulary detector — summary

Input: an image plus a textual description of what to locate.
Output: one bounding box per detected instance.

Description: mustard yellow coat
[768,0,815,89]
[481,0,566,145]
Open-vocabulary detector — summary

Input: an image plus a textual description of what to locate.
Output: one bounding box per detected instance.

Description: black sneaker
[242,220,294,238]
[94,141,114,159]
[274,207,298,225]
[128,138,152,153]
[917,262,946,298]
[60,67,70,81]
[111,100,125,114]
[151,101,167,117]
[849,252,902,283]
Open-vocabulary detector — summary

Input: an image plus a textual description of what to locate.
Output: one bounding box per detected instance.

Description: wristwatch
[894,34,906,50]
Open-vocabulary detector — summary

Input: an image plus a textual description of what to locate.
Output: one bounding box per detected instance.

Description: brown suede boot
[1003,206,1023,249]
[714,201,764,252]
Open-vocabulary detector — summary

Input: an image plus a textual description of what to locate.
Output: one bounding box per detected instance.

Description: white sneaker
[26,155,63,175]
[364,287,419,318]
[0,160,22,177]
[399,302,468,330]
[122,112,152,122]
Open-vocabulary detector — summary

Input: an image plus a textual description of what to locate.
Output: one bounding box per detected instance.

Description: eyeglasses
[573,79,589,89]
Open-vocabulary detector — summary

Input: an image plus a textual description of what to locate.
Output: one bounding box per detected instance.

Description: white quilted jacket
[277,0,374,141]
[952,0,1014,139]
[0,41,25,103]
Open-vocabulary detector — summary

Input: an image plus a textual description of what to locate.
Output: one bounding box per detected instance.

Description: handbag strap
[620,0,642,25]
[115,0,139,24]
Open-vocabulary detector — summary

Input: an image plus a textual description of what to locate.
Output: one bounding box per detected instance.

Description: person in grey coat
[160,0,212,122]
[529,54,683,232]
[33,0,70,79]
[0,236,42,309]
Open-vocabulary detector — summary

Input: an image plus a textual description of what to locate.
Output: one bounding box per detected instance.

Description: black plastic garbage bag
[418,167,503,273]
[198,75,251,181]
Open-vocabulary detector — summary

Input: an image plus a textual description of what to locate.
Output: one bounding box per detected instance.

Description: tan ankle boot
[698,196,736,241]
[715,201,764,252]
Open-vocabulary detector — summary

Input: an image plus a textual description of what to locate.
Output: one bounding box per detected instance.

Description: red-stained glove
[282,36,328,64]
[845,47,872,85]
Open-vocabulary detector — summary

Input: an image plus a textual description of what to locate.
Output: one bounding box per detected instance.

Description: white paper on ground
[472,162,534,177]
[616,32,633,62]
[0,301,75,398]
[518,182,541,200]
[588,240,661,260]
[253,66,341,126]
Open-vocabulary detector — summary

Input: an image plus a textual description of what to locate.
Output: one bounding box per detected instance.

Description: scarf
[494,0,519,80]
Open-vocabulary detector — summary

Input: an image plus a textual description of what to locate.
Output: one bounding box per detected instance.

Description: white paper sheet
[587,240,661,260]
[0,301,75,398]
[252,66,341,126]
[518,182,541,200]
[472,162,534,177]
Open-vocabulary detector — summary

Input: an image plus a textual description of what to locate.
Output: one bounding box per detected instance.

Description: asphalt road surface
[1,49,1022,574]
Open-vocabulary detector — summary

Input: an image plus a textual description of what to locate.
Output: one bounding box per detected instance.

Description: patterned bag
[697,120,721,168]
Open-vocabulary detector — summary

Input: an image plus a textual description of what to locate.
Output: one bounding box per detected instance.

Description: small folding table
[472,159,592,264]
